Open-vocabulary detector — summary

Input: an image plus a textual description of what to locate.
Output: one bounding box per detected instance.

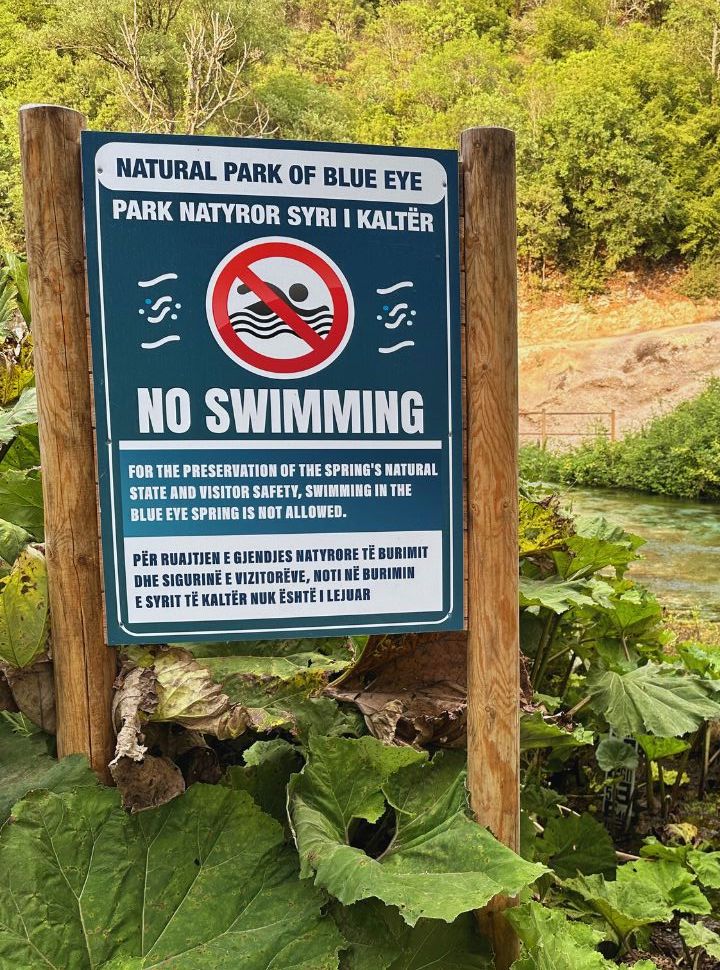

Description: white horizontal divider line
[118,439,443,451]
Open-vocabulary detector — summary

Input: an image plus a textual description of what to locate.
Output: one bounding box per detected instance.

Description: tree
[52,0,287,134]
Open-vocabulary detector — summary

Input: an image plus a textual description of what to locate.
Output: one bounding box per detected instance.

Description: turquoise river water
[561,489,720,619]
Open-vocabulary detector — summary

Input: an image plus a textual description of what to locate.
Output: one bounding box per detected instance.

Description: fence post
[610,409,617,442]
[461,127,520,970]
[540,409,547,448]
[19,104,115,781]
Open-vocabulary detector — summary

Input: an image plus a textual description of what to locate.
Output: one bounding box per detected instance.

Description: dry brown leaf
[2,656,55,731]
[328,632,468,748]
[110,753,185,813]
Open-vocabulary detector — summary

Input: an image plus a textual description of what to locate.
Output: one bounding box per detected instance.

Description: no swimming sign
[81,132,462,643]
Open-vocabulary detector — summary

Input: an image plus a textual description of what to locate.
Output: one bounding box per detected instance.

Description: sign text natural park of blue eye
[82,132,462,643]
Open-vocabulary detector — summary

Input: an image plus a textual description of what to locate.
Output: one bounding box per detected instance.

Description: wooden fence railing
[519,409,617,446]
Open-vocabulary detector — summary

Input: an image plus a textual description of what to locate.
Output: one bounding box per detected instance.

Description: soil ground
[519,272,720,444]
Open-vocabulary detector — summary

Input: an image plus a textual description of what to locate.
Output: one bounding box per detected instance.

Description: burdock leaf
[506,901,609,970]
[0,517,30,566]
[221,738,302,823]
[687,850,720,890]
[290,736,546,926]
[680,919,720,960]
[521,711,594,751]
[335,899,492,969]
[586,662,720,737]
[0,784,343,969]
[0,387,37,445]
[595,737,639,773]
[0,467,44,539]
[0,545,48,669]
[184,635,359,676]
[538,813,616,879]
[519,576,595,614]
[0,719,96,821]
[563,859,709,943]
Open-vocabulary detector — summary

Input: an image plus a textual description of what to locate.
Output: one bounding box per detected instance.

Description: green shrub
[558,434,619,488]
[679,253,720,300]
[519,443,564,483]
[531,380,720,500]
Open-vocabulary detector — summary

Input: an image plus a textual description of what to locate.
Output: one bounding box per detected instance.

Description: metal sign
[82,132,462,643]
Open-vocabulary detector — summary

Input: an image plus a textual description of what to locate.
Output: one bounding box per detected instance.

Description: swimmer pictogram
[206,237,354,378]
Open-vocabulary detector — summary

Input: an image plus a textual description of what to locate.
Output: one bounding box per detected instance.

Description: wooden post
[610,409,617,442]
[461,127,520,970]
[540,409,547,448]
[20,105,115,781]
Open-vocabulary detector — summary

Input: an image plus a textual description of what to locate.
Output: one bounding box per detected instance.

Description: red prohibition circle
[208,239,352,377]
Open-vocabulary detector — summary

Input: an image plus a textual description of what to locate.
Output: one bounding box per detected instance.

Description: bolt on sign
[82,133,462,643]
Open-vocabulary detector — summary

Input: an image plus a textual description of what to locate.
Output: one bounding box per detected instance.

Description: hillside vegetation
[521,379,720,500]
[2,0,720,292]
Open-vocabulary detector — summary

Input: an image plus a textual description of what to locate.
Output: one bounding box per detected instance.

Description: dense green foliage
[520,379,720,500]
[2,0,720,288]
[0,260,719,966]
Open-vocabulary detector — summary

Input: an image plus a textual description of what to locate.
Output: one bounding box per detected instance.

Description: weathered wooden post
[461,126,520,970]
[19,104,115,780]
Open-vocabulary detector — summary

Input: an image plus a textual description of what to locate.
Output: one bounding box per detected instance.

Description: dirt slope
[519,284,720,443]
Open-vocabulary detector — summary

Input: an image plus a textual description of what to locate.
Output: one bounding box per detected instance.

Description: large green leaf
[335,899,492,969]
[220,664,364,741]
[221,738,303,823]
[508,903,659,970]
[678,641,720,680]
[595,737,639,773]
[520,711,594,751]
[183,636,360,676]
[0,468,44,539]
[635,734,689,762]
[0,387,36,445]
[680,919,720,960]
[536,813,616,879]
[564,859,710,942]
[0,545,49,668]
[507,901,609,970]
[0,719,96,821]
[290,737,546,926]
[687,850,720,890]
[586,662,720,737]
[0,784,343,969]
[2,251,31,325]
[519,576,596,613]
[2,422,40,472]
[0,516,31,566]
[553,516,643,580]
[519,495,572,558]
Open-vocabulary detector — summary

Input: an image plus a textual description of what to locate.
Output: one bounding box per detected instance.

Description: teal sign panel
[81,132,462,643]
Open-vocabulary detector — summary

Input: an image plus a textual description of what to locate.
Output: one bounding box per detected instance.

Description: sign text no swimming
[82,133,462,642]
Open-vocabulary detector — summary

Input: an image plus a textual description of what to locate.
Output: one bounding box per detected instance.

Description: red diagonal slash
[235,263,326,353]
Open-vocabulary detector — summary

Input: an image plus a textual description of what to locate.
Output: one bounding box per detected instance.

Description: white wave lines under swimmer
[378,340,415,354]
[230,305,333,341]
